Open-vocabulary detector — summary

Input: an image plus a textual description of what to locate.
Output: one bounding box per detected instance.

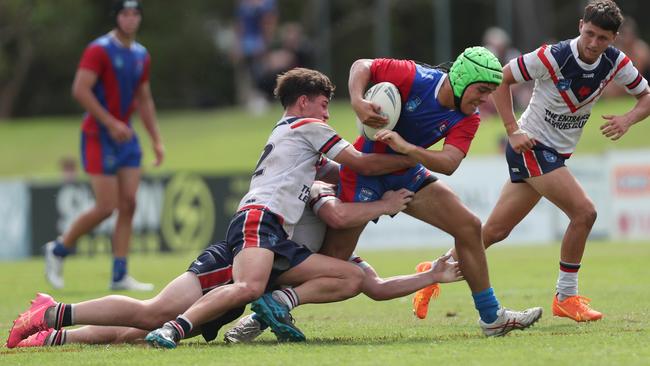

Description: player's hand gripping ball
[356,82,401,140]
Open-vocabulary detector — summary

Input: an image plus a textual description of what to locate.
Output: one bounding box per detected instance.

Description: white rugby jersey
[292,181,368,269]
[238,116,349,236]
[509,38,648,154]
[291,182,337,252]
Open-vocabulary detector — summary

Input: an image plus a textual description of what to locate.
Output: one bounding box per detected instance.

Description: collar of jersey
[570,37,601,71]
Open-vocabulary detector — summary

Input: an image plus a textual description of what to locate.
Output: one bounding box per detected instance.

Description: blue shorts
[226,205,313,272]
[338,163,437,202]
[80,130,141,175]
[505,141,569,183]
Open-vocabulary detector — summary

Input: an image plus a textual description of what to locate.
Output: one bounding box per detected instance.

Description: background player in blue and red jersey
[321,47,543,336]
[44,0,164,291]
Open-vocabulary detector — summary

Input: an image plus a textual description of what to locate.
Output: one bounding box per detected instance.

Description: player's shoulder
[289,117,328,130]
[87,34,112,49]
[548,39,573,63]
[602,45,623,65]
[131,41,148,56]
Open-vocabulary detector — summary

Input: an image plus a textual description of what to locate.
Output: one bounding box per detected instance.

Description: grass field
[0,97,648,178]
[1,242,649,365]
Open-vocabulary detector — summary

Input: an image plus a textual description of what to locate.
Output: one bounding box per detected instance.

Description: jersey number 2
[252,143,274,177]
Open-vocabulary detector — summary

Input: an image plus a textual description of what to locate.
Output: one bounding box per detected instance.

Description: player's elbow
[71,84,82,102]
[439,158,462,176]
[440,164,457,176]
[350,59,372,73]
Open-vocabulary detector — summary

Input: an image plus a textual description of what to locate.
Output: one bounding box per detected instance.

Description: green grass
[1,97,649,178]
[1,242,649,365]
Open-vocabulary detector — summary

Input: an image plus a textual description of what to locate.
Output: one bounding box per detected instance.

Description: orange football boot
[552,294,603,322]
[412,262,440,319]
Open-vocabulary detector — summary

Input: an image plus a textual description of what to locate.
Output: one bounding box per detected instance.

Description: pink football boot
[15,329,54,347]
[6,293,56,348]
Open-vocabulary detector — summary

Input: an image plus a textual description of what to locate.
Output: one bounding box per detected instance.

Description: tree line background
[1,0,649,119]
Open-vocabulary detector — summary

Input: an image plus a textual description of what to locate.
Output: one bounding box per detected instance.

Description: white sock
[271,288,300,310]
[557,261,580,301]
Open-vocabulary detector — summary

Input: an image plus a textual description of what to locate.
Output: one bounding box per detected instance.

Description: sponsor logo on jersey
[298,184,310,203]
[556,79,572,91]
[578,86,592,98]
[405,96,422,112]
[582,73,595,78]
[542,150,557,163]
[544,109,590,130]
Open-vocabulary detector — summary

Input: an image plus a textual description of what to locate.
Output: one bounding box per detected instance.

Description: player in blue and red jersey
[44,0,164,291]
[321,47,543,336]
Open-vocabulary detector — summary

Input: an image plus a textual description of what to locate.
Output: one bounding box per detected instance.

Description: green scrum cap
[448,46,502,110]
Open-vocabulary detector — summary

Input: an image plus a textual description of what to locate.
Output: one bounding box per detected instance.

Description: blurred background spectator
[480,26,533,118]
[256,22,314,100]
[232,0,278,114]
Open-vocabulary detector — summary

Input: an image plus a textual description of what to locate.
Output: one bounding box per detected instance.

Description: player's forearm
[321,200,392,229]
[73,88,120,128]
[625,91,650,126]
[349,59,373,105]
[139,97,162,144]
[353,153,415,176]
[405,147,458,175]
[492,84,519,135]
[361,270,434,301]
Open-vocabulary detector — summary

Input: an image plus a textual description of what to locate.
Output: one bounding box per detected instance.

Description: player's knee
[572,203,597,228]
[235,282,265,303]
[94,204,116,219]
[118,196,137,215]
[454,213,482,239]
[342,265,364,297]
[482,222,511,245]
[140,304,177,329]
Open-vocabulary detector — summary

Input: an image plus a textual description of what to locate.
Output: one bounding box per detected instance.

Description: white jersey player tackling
[224,161,462,343]
[8,67,425,349]
[478,0,650,322]
[142,67,425,347]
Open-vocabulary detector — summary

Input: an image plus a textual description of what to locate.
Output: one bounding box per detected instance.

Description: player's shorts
[338,163,438,203]
[505,140,569,183]
[80,129,141,175]
[226,205,313,272]
[187,240,235,294]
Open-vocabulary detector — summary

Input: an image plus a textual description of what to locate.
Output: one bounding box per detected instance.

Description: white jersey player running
[479,0,650,323]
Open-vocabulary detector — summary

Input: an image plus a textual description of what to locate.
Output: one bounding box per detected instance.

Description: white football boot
[479,307,543,337]
[110,275,154,291]
[224,314,266,343]
[44,241,64,289]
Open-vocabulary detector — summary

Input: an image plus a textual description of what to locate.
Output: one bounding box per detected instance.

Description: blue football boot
[145,323,180,349]
[251,293,306,342]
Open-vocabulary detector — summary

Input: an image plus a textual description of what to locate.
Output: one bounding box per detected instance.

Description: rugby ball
[356,82,401,140]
